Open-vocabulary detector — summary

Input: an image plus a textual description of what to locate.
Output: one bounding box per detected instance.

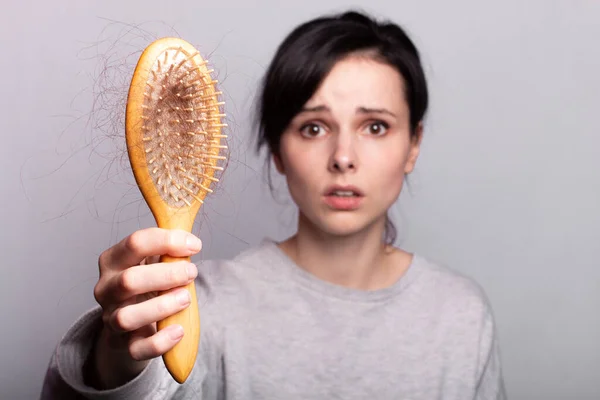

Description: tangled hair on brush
[255,9,429,245]
[44,21,232,238]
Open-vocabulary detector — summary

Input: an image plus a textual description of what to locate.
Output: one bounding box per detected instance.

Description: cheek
[280,145,321,197]
[366,146,408,199]
[378,165,405,195]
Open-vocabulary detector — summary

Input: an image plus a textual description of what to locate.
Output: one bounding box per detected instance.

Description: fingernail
[187,263,197,279]
[186,234,202,251]
[177,289,190,305]
[168,325,184,340]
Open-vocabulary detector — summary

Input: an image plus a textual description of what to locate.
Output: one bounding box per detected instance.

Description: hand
[90,227,201,388]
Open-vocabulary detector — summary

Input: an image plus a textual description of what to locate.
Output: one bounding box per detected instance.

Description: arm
[40,306,220,400]
[473,305,507,400]
[40,307,175,400]
[40,228,210,399]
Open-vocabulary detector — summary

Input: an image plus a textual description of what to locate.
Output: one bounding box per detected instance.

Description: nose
[328,131,357,173]
[331,155,355,172]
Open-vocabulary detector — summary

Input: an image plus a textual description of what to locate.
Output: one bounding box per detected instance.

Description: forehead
[305,56,406,110]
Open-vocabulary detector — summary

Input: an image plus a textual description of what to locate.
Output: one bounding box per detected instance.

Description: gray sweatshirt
[41,239,507,399]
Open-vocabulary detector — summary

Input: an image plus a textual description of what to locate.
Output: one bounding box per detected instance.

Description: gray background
[1,0,598,399]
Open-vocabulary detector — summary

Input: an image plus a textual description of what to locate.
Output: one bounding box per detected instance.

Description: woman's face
[274,56,422,238]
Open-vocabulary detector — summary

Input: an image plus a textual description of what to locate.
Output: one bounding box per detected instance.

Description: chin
[310,212,384,239]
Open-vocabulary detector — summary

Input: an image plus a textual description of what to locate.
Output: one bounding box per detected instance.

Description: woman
[41,10,506,399]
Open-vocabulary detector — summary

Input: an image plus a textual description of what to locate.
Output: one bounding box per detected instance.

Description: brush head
[126,37,227,228]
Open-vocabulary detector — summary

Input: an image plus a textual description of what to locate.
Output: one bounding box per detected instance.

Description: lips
[324,184,364,197]
[323,184,364,210]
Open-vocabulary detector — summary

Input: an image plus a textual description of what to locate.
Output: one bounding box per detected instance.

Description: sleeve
[39,305,219,400]
[473,302,508,400]
[39,306,177,399]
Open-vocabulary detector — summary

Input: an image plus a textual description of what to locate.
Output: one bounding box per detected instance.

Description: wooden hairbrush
[125,37,227,383]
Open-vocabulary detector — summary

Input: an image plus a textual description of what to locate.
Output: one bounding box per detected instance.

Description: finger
[99,228,202,272]
[104,323,155,354]
[140,255,160,266]
[128,324,184,361]
[107,288,192,333]
[103,261,197,303]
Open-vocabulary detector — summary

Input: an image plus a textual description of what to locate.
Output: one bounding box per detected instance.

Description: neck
[278,212,400,290]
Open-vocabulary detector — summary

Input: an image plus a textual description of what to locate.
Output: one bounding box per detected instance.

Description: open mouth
[328,190,361,197]
[323,187,364,210]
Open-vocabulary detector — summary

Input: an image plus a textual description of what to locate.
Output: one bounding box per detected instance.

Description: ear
[404,122,423,175]
[273,153,285,174]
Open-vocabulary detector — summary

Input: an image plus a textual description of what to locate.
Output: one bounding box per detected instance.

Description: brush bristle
[141,47,227,208]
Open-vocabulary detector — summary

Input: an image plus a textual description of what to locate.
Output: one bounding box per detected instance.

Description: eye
[365,121,389,136]
[300,123,325,138]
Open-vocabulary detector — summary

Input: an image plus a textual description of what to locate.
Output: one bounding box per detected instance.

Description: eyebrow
[357,106,397,118]
[299,105,330,113]
[298,105,397,117]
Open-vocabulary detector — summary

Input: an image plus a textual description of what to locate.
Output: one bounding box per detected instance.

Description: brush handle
[157,254,200,384]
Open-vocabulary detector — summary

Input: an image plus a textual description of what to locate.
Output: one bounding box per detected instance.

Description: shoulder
[410,253,495,320]
[194,239,290,331]
[199,238,279,272]
[404,254,500,357]
[194,239,282,294]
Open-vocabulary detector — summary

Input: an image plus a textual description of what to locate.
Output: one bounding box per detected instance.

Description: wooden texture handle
[157,254,200,383]
[125,37,224,383]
